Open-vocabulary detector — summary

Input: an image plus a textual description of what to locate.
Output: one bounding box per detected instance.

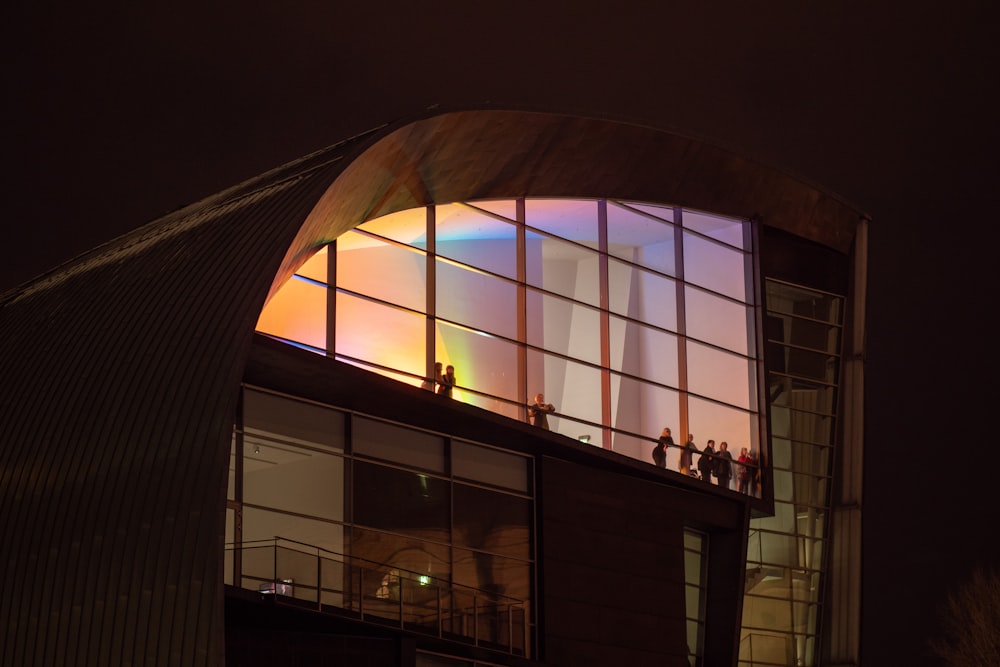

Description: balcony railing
[225,537,528,656]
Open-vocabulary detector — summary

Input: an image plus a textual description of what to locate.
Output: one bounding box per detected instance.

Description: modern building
[0,109,867,666]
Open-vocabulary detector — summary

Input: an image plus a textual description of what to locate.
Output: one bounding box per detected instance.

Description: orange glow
[254,198,757,454]
[296,246,328,284]
[256,276,326,349]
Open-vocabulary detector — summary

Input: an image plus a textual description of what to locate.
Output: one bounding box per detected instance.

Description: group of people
[652,428,759,495]
[421,362,457,397]
[422,377,758,495]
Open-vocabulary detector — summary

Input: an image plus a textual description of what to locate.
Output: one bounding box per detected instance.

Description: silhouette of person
[715,441,733,489]
[528,393,555,429]
[698,439,715,481]
[652,427,673,468]
[737,446,751,494]
[437,364,456,397]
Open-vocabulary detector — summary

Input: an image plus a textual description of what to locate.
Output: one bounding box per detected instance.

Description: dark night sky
[4,3,999,664]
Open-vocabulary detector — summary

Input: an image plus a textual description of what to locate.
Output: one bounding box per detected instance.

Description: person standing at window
[737,446,751,493]
[652,427,673,468]
[715,441,733,489]
[438,365,456,397]
[698,439,715,482]
[528,393,555,429]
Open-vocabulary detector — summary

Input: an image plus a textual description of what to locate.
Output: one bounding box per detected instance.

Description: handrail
[739,630,795,666]
[225,536,528,656]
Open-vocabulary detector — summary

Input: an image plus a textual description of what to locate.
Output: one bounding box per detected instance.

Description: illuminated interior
[257,197,759,467]
[252,196,851,665]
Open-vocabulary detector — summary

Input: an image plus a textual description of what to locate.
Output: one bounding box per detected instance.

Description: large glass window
[335,293,425,380]
[525,231,602,308]
[525,198,599,250]
[255,275,327,350]
[337,231,427,311]
[227,391,535,656]
[526,348,602,435]
[609,374,680,459]
[607,202,676,275]
[353,462,450,535]
[436,203,518,279]
[435,320,520,409]
[437,259,518,340]
[682,231,748,301]
[684,529,708,666]
[526,289,602,366]
[257,198,757,477]
[608,315,678,388]
[740,279,843,667]
[452,440,530,493]
[353,416,446,473]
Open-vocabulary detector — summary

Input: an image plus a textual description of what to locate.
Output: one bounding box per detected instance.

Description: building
[0,109,867,666]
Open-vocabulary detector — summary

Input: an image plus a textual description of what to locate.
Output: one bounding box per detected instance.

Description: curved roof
[0,109,865,666]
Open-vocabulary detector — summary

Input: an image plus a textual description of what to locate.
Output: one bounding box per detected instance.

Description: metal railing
[225,537,528,656]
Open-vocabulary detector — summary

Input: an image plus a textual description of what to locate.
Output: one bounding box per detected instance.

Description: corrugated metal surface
[0,109,865,666]
[0,151,356,666]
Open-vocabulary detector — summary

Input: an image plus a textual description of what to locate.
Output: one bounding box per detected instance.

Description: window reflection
[353,416,445,472]
[741,279,844,666]
[452,440,530,493]
[232,392,535,656]
[353,462,450,535]
[453,484,531,560]
[766,280,843,326]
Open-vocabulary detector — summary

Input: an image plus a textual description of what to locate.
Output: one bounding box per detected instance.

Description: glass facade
[685,529,709,665]
[252,197,852,666]
[739,280,844,667]
[257,198,759,474]
[228,387,534,655]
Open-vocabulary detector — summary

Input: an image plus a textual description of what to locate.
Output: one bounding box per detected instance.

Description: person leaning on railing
[652,427,673,468]
[528,393,555,430]
[697,439,715,481]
